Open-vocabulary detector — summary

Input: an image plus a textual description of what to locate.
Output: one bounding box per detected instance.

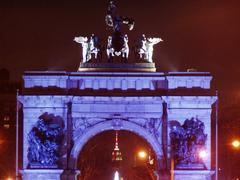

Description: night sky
[0,0,240,103]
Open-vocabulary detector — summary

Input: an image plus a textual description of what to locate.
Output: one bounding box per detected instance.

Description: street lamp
[135,150,156,180]
[134,150,147,167]
[228,139,240,179]
[232,140,240,148]
[138,151,147,159]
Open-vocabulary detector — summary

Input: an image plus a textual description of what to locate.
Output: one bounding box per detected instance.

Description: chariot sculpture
[74,0,163,64]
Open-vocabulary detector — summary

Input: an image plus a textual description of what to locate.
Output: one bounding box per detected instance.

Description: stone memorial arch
[19,1,217,179]
[19,71,217,180]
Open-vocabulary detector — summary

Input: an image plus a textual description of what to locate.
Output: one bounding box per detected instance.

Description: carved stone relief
[169,117,207,167]
[27,112,65,168]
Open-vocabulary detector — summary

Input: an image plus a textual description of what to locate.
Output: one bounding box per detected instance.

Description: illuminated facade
[19,69,217,180]
[18,1,217,179]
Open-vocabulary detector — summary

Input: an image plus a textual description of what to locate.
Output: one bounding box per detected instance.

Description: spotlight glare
[199,150,207,159]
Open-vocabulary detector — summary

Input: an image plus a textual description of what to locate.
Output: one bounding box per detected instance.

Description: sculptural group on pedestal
[169,118,207,166]
[74,0,163,64]
[136,34,163,63]
[27,113,64,168]
[74,34,101,63]
[106,34,129,62]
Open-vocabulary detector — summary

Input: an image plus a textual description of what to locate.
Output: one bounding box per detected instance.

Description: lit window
[4,124,10,129]
[3,116,10,121]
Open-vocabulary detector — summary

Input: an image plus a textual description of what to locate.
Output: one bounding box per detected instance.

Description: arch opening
[70,119,163,179]
[77,130,158,180]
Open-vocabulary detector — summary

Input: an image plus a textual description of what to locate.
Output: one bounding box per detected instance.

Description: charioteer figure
[105,0,134,62]
[105,1,134,32]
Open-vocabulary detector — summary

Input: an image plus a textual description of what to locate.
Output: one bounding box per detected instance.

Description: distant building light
[149,158,154,165]
[4,115,10,121]
[4,124,10,129]
[187,68,197,72]
[112,131,123,161]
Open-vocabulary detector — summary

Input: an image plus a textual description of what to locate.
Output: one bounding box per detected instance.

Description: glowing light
[6,177,13,180]
[149,158,154,165]
[199,150,207,159]
[0,139,4,145]
[114,171,119,180]
[232,140,240,148]
[112,131,122,161]
[138,151,147,159]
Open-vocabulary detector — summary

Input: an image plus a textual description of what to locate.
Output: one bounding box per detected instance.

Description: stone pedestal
[61,170,81,180]
[174,170,214,180]
[78,62,156,72]
[21,169,63,180]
